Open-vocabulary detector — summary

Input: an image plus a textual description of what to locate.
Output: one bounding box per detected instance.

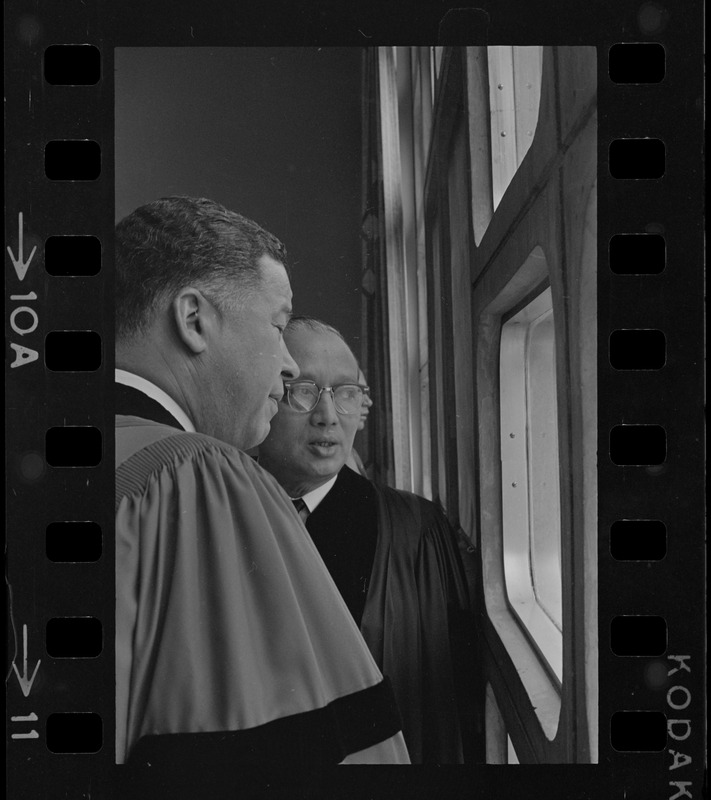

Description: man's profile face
[356,367,373,431]
[259,328,361,497]
[203,255,297,450]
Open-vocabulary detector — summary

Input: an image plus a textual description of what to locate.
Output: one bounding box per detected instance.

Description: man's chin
[242,420,271,452]
[306,453,345,478]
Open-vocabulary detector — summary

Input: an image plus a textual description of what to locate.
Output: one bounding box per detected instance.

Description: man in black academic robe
[259,316,482,764]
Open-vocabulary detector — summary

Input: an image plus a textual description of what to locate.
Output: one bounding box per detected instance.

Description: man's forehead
[256,255,292,306]
[286,328,357,370]
[257,254,289,280]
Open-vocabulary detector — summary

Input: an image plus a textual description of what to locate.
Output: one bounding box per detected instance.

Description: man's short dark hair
[115,196,288,338]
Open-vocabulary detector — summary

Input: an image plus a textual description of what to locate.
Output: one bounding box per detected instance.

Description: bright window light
[487,46,543,209]
[499,285,562,683]
[507,735,520,764]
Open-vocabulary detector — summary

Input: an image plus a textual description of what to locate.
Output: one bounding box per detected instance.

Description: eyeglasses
[283,381,370,415]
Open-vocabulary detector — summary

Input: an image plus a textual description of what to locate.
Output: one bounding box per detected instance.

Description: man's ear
[172,288,214,354]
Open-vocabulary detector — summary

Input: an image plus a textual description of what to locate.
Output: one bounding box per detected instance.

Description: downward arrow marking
[7,212,37,281]
[12,624,41,697]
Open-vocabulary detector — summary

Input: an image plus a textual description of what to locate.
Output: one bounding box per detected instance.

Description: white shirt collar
[115,369,196,433]
[295,474,338,514]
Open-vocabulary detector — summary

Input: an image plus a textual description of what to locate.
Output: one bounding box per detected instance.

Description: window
[432,46,444,85]
[507,736,520,765]
[366,45,597,763]
[362,46,438,498]
[470,47,597,761]
[487,46,543,209]
[499,285,562,683]
[478,249,563,744]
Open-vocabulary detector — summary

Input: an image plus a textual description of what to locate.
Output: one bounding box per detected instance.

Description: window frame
[499,280,564,687]
[367,46,437,498]
[423,48,473,526]
[366,44,597,763]
[468,46,597,762]
[420,45,597,762]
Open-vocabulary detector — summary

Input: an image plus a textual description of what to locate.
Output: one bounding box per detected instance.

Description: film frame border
[5,1,705,797]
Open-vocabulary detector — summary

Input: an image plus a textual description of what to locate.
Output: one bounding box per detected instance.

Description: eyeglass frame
[282,380,370,415]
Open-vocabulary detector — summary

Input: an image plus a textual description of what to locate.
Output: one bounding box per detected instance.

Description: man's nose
[280,339,299,381]
[311,390,339,426]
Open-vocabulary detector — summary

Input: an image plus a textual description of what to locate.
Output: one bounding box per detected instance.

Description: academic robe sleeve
[361,486,480,764]
[115,428,409,766]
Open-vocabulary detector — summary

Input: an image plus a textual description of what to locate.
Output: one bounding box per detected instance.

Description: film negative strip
[6,2,704,798]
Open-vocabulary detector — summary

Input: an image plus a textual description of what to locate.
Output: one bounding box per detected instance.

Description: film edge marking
[667,655,694,799]
[7,211,40,368]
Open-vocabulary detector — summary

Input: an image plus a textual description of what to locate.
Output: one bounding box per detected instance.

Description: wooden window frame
[423,48,471,525]
[499,280,564,685]
[366,45,597,763]
[369,46,438,496]
[424,46,597,763]
[469,46,598,763]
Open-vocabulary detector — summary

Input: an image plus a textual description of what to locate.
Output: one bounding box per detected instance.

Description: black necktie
[292,497,309,523]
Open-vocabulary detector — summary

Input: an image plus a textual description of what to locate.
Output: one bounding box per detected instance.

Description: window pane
[499,285,562,681]
[512,47,542,165]
[433,46,444,79]
[487,46,542,209]
[507,735,520,764]
[526,310,562,630]
[431,216,448,508]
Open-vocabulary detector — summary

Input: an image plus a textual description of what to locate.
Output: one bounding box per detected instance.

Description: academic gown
[305,466,481,764]
[115,386,409,769]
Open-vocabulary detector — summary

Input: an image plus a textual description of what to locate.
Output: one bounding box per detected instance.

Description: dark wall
[115,47,364,355]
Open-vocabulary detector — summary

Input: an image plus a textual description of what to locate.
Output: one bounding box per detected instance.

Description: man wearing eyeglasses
[259,316,481,764]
